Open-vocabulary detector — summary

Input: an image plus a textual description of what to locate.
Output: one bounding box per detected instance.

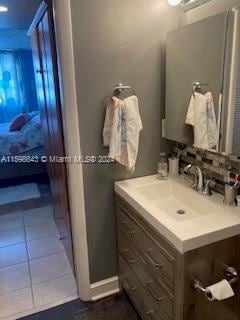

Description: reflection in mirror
[185,83,219,152]
[165,8,240,158]
[221,9,240,157]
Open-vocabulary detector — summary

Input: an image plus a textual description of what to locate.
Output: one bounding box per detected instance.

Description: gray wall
[70,0,182,283]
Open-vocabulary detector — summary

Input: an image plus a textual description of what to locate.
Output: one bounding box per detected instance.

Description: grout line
[0,225,24,232]
[31,271,75,288]
[0,258,28,272]
[27,232,62,243]
[0,213,60,252]
[0,199,77,313]
[0,235,65,270]
[24,217,55,227]
[28,247,65,262]
[26,231,60,243]
[0,212,25,249]
[24,214,74,306]
[0,284,32,298]
[0,240,26,250]
[0,212,54,237]
[0,226,25,233]
[23,216,55,228]
[22,215,36,309]
[0,204,77,319]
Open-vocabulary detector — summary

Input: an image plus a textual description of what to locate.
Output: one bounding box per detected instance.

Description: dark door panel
[31,2,74,270]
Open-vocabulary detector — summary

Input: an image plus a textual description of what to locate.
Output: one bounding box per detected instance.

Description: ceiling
[0,0,41,30]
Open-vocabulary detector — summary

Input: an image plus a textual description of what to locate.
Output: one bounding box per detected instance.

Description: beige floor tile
[30,252,72,284]
[0,262,30,294]
[27,234,64,260]
[33,274,77,307]
[23,205,54,226]
[0,287,33,319]
[25,220,58,241]
[0,243,27,269]
[0,212,23,232]
[0,228,25,248]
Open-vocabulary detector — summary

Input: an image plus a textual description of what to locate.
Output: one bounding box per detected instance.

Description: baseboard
[90,276,120,301]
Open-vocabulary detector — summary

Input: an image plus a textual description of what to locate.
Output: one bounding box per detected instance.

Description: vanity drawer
[118,230,174,320]
[118,229,143,266]
[117,205,175,294]
[116,195,175,260]
[119,256,164,320]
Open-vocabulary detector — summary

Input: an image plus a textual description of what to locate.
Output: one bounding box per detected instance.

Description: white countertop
[115,175,240,253]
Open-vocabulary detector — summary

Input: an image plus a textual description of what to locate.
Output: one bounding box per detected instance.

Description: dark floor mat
[73,294,139,320]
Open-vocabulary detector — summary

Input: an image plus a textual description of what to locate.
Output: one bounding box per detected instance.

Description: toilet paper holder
[225,266,238,284]
[192,266,238,300]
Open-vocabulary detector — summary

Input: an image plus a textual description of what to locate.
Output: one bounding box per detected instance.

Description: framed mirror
[165,8,240,157]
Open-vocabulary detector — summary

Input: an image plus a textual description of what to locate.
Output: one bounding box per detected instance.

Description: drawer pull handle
[127,259,136,264]
[130,286,137,291]
[127,231,136,236]
[146,310,154,318]
[120,249,128,253]
[120,249,135,264]
[146,282,164,302]
[145,251,164,269]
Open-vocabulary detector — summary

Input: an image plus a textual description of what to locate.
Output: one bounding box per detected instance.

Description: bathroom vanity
[115,176,240,320]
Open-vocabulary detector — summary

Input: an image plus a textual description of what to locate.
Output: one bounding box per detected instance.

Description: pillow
[21,114,41,133]
[9,113,30,132]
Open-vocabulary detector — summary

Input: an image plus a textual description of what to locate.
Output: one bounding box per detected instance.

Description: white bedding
[0,114,44,156]
[0,123,22,137]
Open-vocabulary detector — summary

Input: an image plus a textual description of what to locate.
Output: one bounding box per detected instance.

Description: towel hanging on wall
[103,94,142,172]
[185,92,218,150]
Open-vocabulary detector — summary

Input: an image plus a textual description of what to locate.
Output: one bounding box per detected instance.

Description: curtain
[0,51,27,123]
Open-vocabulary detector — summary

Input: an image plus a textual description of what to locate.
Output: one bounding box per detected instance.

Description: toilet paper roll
[206,279,235,301]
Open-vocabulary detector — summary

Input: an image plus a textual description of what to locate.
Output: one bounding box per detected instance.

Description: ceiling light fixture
[168,0,182,5]
[0,5,8,12]
[168,0,212,10]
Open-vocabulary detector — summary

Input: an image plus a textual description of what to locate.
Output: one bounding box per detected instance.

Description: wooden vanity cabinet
[115,194,240,320]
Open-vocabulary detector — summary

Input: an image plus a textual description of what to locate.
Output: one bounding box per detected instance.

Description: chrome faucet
[184,164,204,193]
[183,164,216,196]
[203,179,216,196]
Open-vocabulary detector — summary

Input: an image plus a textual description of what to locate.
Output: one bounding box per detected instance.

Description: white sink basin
[136,179,225,222]
[115,175,240,253]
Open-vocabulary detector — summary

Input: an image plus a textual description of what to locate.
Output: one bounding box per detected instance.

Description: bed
[0,113,47,179]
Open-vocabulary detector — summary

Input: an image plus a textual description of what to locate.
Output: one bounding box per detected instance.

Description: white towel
[103,95,142,171]
[185,92,218,150]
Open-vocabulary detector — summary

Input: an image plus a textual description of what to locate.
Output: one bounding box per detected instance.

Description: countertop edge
[115,182,240,254]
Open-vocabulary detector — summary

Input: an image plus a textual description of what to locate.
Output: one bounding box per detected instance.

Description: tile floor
[0,204,78,320]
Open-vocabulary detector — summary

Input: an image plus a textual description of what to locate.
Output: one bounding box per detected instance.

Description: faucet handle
[183,164,192,174]
[203,179,216,196]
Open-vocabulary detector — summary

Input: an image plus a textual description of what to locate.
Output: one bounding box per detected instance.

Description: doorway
[0,1,78,318]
